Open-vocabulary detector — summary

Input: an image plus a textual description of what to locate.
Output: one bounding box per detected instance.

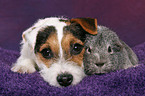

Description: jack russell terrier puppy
[11,17,98,87]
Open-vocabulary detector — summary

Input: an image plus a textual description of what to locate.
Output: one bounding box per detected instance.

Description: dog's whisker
[66,57,72,61]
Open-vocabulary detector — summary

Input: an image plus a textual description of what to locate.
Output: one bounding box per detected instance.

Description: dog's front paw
[11,59,36,74]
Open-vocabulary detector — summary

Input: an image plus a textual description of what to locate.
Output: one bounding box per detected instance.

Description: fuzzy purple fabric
[0,42,145,96]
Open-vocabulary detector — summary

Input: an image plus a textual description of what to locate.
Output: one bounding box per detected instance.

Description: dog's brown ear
[70,18,98,35]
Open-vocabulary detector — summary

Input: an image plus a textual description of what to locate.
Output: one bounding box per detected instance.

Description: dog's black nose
[57,73,73,87]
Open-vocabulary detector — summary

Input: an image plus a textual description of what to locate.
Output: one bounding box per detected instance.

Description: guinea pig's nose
[57,73,73,87]
[95,62,105,67]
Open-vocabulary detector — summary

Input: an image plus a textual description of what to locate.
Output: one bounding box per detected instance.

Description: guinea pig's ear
[22,26,37,49]
[119,40,138,65]
[70,18,98,35]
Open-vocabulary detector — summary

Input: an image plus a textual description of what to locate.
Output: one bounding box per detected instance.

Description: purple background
[0,0,145,51]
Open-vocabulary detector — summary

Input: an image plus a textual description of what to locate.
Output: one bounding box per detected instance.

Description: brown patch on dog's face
[37,53,54,68]
[37,32,59,67]
[39,33,59,55]
[35,23,87,68]
[70,48,85,67]
[61,33,84,67]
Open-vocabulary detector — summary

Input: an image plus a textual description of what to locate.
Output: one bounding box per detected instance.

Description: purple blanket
[0,42,145,96]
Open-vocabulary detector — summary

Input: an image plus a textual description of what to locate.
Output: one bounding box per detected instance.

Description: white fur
[40,59,85,87]
[11,42,36,73]
[11,17,85,87]
[56,24,65,58]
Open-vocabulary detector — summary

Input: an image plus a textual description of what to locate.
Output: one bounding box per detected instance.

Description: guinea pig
[83,26,138,75]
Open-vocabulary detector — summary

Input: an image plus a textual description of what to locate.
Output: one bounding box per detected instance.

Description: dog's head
[22,17,97,87]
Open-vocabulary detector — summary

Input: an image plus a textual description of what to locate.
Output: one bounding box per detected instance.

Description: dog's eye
[41,48,53,59]
[71,43,83,55]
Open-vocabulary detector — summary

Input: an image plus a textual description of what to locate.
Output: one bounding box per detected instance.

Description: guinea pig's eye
[108,44,122,54]
[71,43,83,55]
[40,48,53,59]
[108,46,112,53]
[86,47,91,54]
